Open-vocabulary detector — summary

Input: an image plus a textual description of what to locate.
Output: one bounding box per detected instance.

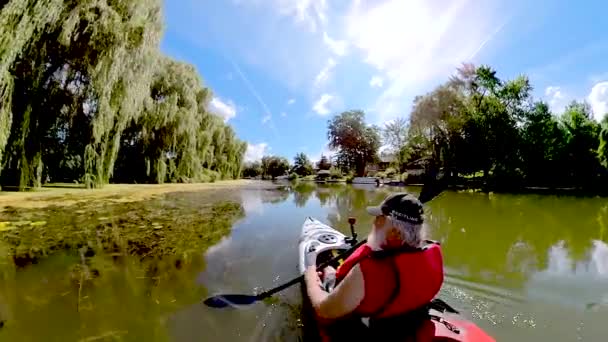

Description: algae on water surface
[0,188,248,341]
[0,190,244,266]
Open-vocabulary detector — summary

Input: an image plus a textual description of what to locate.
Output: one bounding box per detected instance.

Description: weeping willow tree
[0,0,162,189]
[112,58,247,184]
[0,0,69,189]
[0,0,246,190]
[599,119,608,169]
[63,0,163,188]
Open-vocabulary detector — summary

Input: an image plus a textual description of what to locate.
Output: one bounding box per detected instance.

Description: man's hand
[304,265,322,288]
[305,250,318,268]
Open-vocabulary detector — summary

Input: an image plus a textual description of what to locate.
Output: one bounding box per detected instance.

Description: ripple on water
[442,261,608,341]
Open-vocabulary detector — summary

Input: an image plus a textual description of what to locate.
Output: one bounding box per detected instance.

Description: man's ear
[375,215,386,227]
[384,227,403,249]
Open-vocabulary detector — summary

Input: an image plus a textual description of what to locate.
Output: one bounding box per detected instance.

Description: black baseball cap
[366,193,424,224]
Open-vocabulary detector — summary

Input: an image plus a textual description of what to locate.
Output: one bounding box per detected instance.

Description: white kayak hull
[298,217,352,274]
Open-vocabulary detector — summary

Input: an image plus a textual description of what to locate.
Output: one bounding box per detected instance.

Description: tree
[292,153,313,176]
[560,101,602,187]
[317,155,332,170]
[408,83,468,175]
[0,1,247,190]
[327,110,381,176]
[599,117,608,169]
[446,65,530,185]
[0,0,164,189]
[261,156,290,179]
[383,117,409,169]
[242,162,262,178]
[396,63,608,192]
[111,59,247,184]
[383,118,409,152]
[520,102,568,186]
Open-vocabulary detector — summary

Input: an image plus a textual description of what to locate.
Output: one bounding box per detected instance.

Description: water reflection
[241,191,265,215]
[0,253,207,341]
[526,240,608,310]
[292,182,316,208]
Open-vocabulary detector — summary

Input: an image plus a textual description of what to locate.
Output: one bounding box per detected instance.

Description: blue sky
[161,0,608,163]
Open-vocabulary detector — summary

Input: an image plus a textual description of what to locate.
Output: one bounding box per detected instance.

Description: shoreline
[0,180,283,267]
[0,180,278,210]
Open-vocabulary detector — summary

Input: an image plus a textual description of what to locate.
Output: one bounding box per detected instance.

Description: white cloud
[344,0,509,123]
[208,97,237,122]
[261,114,272,124]
[273,0,328,32]
[174,0,507,126]
[370,76,384,88]
[545,86,568,114]
[313,94,334,116]
[280,112,287,117]
[245,142,269,162]
[287,98,296,105]
[323,32,348,56]
[588,82,608,122]
[314,58,337,87]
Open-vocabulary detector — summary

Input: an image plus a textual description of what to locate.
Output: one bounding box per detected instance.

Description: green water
[2,183,608,341]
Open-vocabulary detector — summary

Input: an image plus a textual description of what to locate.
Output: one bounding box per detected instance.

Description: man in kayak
[304,193,444,336]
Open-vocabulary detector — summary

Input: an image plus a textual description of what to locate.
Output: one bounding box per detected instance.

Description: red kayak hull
[301,288,495,342]
[313,315,495,342]
[415,316,495,342]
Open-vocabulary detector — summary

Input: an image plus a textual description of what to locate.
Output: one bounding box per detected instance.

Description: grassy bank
[0,180,267,209]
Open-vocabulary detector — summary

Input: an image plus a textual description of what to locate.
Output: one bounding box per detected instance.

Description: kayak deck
[298,217,352,274]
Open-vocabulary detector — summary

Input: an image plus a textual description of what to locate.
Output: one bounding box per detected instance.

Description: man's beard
[367,223,388,251]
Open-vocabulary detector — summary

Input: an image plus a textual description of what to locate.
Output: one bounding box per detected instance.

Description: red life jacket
[335,241,444,319]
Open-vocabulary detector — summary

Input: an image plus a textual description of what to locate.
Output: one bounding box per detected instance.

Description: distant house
[365,152,395,175]
[316,170,331,181]
[402,158,429,183]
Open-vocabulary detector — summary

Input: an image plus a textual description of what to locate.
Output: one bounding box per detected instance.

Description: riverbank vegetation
[0,0,246,191]
[317,64,608,192]
[397,64,608,191]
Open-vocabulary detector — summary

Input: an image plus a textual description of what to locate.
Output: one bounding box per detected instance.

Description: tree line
[326,65,608,191]
[0,0,246,190]
[242,153,336,180]
[248,63,608,192]
[395,64,608,191]
[322,65,608,192]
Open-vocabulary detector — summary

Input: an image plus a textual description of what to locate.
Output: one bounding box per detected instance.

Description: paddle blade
[203,294,259,308]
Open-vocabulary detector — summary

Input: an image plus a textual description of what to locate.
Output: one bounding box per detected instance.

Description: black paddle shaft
[203,239,368,308]
[257,239,367,300]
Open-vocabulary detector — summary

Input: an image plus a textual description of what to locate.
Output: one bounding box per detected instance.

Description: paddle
[204,174,447,309]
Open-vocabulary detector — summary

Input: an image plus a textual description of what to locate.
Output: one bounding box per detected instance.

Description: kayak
[298,217,495,342]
